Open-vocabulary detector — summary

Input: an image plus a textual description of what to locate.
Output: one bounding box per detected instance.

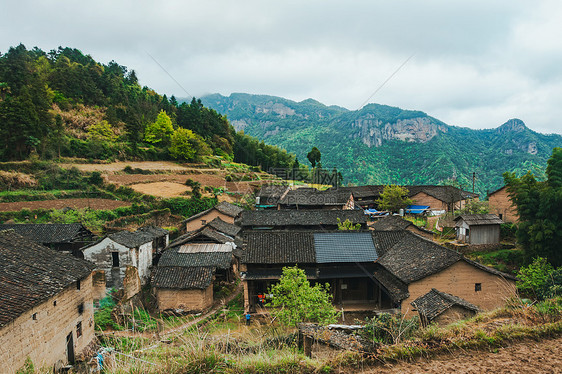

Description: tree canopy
[307,146,321,168]
[268,266,339,326]
[376,185,412,213]
[504,147,562,266]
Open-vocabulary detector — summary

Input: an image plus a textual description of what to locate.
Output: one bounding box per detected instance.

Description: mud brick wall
[0,273,95,373]
[156,285,213,312]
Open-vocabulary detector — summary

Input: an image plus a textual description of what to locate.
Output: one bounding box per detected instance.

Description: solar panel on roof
[313,232,378,263]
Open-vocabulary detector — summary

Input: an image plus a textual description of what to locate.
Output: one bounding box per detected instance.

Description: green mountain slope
[200,93,562,196]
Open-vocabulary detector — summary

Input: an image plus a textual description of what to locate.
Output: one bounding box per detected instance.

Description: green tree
[169,128,196,160]
[337,218,361,230]
[376,185,413,213]
[144,110,174,144]
[268,266,339,326]
[504,148,562,266]
[307,146,321,168]
[87,120,115,141]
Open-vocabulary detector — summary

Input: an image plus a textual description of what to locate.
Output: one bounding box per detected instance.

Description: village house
[488,185,519,223]
[153,222,238,312]
[332,185,478,213]
[370,215,434,240]
[454,214,503,245]
[372,230,516,317]
[240,230,401,313]
[0,223,95,257]
[81,226,169,296]
[236,209,367,231]
[0,230,96,372]
[183,201,244,232]
[277,188,355,210]
[411,288,480,327]
[255,185,290,209]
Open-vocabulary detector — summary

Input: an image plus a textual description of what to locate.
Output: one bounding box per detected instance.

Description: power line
[357,53,415,111]
[144,50,193,99]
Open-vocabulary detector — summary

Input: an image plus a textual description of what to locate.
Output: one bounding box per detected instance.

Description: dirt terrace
[0,199,131,212]
[361,336,562,374]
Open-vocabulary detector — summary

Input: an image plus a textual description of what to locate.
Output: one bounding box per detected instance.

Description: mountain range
[198,93,562,196]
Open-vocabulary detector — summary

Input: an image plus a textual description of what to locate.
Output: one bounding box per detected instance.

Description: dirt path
[361,336,562,373]
[0,198,130,211]
[100,283,243,339]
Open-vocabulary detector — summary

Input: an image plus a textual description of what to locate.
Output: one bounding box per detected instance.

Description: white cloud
[1,0,561,134]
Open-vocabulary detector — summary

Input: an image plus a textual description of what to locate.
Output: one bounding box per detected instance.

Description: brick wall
[0,273,95,373]
[489,187,519,223]
[402,260,516,318]
[185,211,234,232]
[433,305,476,325]
[156,285,213,312]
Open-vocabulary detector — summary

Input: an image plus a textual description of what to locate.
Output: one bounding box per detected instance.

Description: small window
[53,300,57,307]
[499,214,503,220]
[76,322,82,338]
[76,280,81,290]
[112,252,120,267]
[475,283,482,292]
[32,313,37,320]
[78,303,84,315]
[201,219,207,225]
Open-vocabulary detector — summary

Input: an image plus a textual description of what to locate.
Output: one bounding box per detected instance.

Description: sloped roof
[314,232,377,263]
[331,185,478,204]
[370,216,413,231]
[454,214,503,226]
[183,201,244,223]
[159,247,232,269]
[168,226,234,249]
[152,266,214,290]
[136,225,169,238]
[108,230,157,248]
[370,230,406,256]
[0,223,93,244]
[376,231,462,284]
[278,188,352,206]
[463,258,517,281]
[242,231,316,264]
[237,209,366,227]
[207,217,240,237]
[372,263,409,302]
[411,288,479,321]
[256,185,290,205]
[0,230,95,327]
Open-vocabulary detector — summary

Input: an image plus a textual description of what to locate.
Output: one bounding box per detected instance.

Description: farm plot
[0,198,130,211]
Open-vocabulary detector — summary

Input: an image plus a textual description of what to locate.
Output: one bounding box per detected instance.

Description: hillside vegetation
[201,93,562,196]
[0,45,295,172]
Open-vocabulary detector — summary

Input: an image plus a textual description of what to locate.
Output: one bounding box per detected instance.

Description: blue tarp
[364,209,389,216]
[405,205,430,214]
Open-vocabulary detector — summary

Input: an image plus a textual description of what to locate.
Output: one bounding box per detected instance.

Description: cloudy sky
[2,0,562,134]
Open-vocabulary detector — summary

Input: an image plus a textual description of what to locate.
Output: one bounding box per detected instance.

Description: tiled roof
[463,258,517,281]
[331,185,478,204]
[207,217,240,237]
[108,231,156,249]
[168,227,234,248]
[370,216,413,231]
[0,230,95,327]
[256,185,290,205]
[159,247,232,269]
[0,223,93,244]
[237,209,366,227]
[136,225,169,237]
[278,188,352,206]
[454,214,503,226]
[152,266,214,289]
[314,232,377,263]
[214,201,244,217]
[370,230,406,257]
[242,231,316,264]
[411,288,479,321]
[372,264,409,302]
[183,201,244,224]
[377,231,462,284]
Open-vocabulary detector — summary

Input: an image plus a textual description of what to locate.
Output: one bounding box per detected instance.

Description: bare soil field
[129,182,191,198]
[361,336,562,374]
[0,198,130,211]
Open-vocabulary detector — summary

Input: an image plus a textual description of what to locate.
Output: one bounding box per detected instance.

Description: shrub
[360,313,420,344]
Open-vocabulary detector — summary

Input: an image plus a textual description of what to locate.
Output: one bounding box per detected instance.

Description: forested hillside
[0,45,295,171]
[201,93,562,196]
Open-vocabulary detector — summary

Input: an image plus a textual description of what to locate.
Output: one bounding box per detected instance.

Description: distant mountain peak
[497,118,527,133]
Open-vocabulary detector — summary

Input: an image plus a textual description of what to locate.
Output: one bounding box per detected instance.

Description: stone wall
[122,266,141,301]
[156,285,213,312]
[402,260,516,318]
[0,273,95,373]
